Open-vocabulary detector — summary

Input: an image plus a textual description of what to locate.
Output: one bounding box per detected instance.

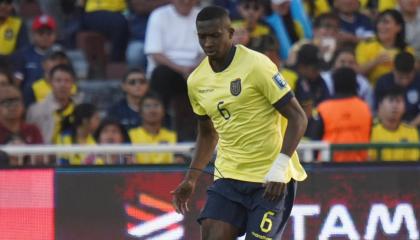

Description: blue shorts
[198,178,297,239]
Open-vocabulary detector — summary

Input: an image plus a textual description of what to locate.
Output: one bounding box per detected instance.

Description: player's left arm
[263,96,307,201]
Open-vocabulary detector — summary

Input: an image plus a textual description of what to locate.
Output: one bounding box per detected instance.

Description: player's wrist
[264,153,291,183]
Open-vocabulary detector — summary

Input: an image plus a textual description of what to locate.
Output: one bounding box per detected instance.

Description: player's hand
[170,179,196,215]
[263,181,286,202]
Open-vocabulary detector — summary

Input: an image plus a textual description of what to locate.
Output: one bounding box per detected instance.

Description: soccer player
[171,6,308,240]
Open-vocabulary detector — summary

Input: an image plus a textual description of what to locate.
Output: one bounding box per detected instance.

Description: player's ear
[228,27,234,39]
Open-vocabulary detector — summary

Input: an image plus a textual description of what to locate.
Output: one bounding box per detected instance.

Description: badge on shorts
[273,73,287,89]
[230,78,241,96]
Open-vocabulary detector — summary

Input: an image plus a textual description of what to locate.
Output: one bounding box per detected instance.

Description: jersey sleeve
[187,79,207,116]
[253,55,292,105]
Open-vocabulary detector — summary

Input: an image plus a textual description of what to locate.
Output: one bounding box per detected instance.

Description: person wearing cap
[12,14,61,106]
[0,0,29,58]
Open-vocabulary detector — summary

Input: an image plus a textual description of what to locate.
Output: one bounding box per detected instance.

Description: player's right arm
[171,116,218,214]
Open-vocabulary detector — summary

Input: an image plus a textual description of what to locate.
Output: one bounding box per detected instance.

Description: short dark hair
[141,91,163,104]
[43,50,70,63]
[313,12,339,29]
[94,118,131,144]
[394,51,415,73]
[329,47,355,68]
[123,68,145,82]
[49,64,76,79]
[332,67,358,95]
[196,6,229,22]
[378,86,405,104]
[296,43,322,68]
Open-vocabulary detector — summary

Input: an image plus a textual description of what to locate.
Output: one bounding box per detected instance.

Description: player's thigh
[245,180,297,240]
[201,218,239,240]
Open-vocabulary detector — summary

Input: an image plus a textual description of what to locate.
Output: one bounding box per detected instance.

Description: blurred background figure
[398,0,420,66]
[0,85,43,166]
[56,103,100,165]
[28,50,76,106]
[0,0,28,59]
[321,48,374,109]
[312,67,372,162]
[375,51,420,128]
[370,87,419,161]
[288,12,340,66]
[106,68,149,130]
[12,14,60,103]
[145,0,202,141]
[26,64,78,144]
[333,0,374,46]
[232,0,273,50]
[0,84,43,145]
[356,9,413,85]
[266,0,312,60]
[125,0,169,68]
[94,118,132,164]
[129,92,177,164]
[81,0,129,62]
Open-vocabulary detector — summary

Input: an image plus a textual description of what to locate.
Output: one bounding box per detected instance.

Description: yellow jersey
[0,17,23,55]
[359,0,397,12]
[55,134,96,165]
[370,122,419,161]
[232,20,271,38]
[129,127,177,164]
[356,38,414,85]
[188,45,307,183]
[32,78,78,103]
[85,0,126,12]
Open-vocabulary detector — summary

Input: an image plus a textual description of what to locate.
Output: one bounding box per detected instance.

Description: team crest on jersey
[230,78,241,96]
[273,73,287,89]
[4,28,14,40]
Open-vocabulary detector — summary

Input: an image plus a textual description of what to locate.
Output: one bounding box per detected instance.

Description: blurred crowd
[0,0,419,166]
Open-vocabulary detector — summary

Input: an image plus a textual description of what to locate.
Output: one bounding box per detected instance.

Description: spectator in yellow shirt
[129,92,177,164]
[55,103,101,165]
[370,87,419,161]
[356,9,414,85]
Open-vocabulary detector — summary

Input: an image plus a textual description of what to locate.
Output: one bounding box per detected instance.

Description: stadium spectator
[26,64,77,144]
[0,67,13,86]
[255,34,299,91]
[232,23,250,46]
[129,92,177,164]
[28,51,76,106]
[125,0,169,68]
[356,9,413,84]
[360,0,398,18]
[0,0,28,58]
[312,67,372,162]
[321,48,374,109]
[288,13,340,66]
[370,87,419,161]
[333,0,375,45]
[232,0,273,50]
[303,0,331,18]
[265,0,312,60]
[375,51,420,128]
[144,0,202,141]
[12,14,60,103]
[294,43,330,119]
[94,118,132,164]
[106,68,149,130]
[398,0,420,63]
[55,103,100,165]
[0,85,43,145]
[81,0,129,62]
